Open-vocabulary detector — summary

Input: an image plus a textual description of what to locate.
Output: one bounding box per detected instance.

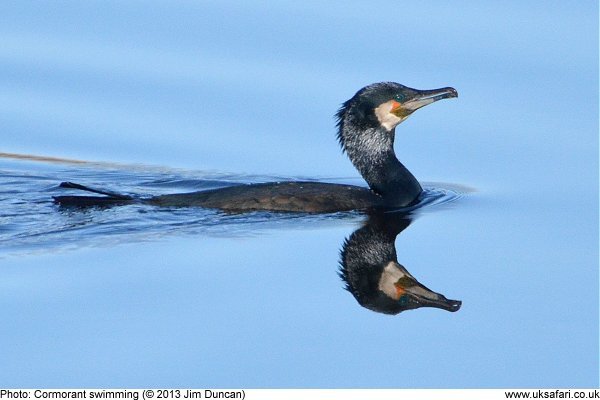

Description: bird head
[336,82,458,149]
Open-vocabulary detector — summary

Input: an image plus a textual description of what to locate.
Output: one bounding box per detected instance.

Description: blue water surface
[0,0,598,388]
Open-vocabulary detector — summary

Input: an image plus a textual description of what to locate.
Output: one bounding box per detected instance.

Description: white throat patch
[374,100,406,131]
[378,261,408,300]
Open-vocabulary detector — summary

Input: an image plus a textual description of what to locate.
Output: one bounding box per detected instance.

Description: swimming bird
[54,82,457,213]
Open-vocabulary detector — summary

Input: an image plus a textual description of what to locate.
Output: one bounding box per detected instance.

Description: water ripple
[0,154,469,257]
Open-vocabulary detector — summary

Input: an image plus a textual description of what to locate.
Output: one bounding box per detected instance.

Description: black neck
[343,126,422,206]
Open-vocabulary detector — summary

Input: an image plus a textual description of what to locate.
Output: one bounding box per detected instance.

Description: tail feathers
[54,181,135,207]
[53,195,135,207]
[59,181,132,199]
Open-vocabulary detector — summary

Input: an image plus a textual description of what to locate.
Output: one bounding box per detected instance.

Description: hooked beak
[400,281,462,312]
[392,87,458,117]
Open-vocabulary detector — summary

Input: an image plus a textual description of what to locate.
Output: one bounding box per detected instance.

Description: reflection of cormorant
[54,82,457,213]
[339,212,461,315]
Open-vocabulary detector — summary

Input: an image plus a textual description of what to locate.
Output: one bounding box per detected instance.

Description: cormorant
[54,82,457,213]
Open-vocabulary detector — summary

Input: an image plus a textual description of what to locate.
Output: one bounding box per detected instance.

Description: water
[1,1,598,388]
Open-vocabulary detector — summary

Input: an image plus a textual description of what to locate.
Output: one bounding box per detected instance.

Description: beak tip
[448,299,462,311]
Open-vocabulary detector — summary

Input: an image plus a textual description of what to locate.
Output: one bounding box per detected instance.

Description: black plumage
[54,82,457,212]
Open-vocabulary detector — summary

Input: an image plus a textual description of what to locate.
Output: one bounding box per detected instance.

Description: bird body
[54,82,457,213]
[148,181,383,213]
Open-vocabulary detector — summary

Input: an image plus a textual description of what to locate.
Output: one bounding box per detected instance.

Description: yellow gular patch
[374,100,407,131]
[394,282,406,297]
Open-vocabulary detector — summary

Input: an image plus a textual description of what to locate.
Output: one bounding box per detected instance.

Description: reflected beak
[393,87,458,117]
[401,279,462,312]
[381,262,462,313]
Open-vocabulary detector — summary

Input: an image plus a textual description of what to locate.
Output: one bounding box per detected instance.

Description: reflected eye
[394,93,405,102]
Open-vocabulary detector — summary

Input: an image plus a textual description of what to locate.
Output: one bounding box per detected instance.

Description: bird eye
[394,94,405,102]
